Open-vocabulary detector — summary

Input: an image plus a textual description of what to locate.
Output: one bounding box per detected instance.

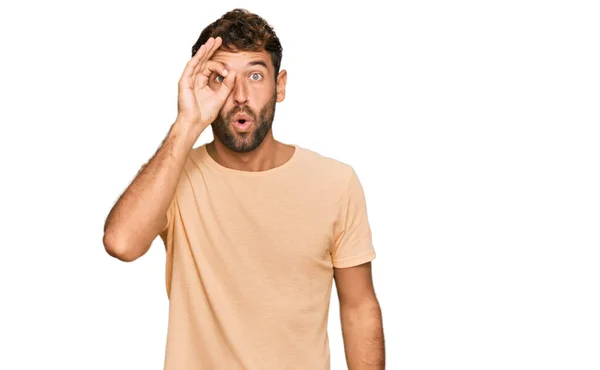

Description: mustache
[225,106,256,121]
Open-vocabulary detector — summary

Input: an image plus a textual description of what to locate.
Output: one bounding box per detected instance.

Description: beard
[211,94,277,153]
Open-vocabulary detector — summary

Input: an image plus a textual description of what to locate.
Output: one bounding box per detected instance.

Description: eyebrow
[221,60,269,71]
[247,60,268,69]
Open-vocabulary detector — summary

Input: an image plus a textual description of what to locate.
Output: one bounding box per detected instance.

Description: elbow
[103,232,141,262]
[341,297,382,321]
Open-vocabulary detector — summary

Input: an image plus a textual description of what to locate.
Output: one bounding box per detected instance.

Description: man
[103,8,385,370]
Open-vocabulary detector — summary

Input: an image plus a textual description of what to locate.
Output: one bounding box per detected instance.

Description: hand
[175,36,236,131]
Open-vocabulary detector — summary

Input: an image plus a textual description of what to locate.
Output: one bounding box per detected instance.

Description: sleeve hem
[332,249,376,268]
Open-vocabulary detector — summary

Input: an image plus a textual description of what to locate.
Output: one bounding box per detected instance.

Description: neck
[207,132,293,172]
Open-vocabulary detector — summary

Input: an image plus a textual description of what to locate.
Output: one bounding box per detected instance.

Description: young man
[103,8,385,370]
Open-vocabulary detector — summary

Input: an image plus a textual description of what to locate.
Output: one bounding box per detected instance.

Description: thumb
[217,70,237,101]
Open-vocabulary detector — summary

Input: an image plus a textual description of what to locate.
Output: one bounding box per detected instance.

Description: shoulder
[294,145,357,187]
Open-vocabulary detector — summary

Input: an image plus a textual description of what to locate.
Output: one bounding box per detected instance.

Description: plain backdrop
[1,0,599,369]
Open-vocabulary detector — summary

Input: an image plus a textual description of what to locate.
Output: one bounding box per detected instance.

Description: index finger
[192,37,223,77]
[179,42,209,85]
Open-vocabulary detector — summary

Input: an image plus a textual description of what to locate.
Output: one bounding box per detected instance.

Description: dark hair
[192,8,283,76]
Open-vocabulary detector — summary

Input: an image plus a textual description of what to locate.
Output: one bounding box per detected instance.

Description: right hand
[176,36,236,131]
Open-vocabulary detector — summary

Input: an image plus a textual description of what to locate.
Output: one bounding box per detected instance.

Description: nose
[232,76,248,105]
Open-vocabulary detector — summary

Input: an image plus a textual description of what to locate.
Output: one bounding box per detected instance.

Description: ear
[275,69,287,103]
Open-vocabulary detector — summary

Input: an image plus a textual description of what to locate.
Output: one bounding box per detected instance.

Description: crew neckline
[198,143,301,177]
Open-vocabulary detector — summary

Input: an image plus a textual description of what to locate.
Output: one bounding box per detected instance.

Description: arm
[102,120,197,262]
[334,262,385,369]
[103,36,235,262]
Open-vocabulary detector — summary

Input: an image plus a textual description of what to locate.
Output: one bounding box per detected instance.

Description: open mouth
[233,118,252,131]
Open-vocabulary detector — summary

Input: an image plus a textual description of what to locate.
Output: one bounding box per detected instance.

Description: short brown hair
[192,8,283,76]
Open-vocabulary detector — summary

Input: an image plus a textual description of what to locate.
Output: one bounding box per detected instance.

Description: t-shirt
[157,143,376,369]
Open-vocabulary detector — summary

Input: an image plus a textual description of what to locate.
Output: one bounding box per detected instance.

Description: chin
[216,132,258,153]
[213,116,273,154]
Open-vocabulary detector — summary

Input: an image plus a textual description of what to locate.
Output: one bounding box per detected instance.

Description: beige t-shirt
[157,143,376,369]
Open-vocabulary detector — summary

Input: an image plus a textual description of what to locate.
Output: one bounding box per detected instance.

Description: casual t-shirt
[156,143,376,369]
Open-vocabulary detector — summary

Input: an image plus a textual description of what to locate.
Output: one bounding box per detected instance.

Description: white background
[1,0,599,369]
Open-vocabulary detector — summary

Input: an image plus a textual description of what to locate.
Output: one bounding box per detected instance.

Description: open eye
[215,75,224,83]
[250,73,262,81]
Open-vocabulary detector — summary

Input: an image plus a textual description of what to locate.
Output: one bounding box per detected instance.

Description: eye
[215,75,224,83]
[250,73,262,81]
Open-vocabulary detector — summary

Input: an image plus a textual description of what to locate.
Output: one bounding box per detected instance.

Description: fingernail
[222,69,228,76]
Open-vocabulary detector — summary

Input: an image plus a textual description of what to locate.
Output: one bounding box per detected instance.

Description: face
[209,49,287,153]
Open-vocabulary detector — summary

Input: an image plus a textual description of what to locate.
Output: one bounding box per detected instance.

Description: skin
[206,42,386,368]
[104,36,384,368]
[203,42,295,172]
[335,262,386,369]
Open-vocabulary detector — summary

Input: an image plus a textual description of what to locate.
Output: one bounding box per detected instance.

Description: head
[192,8,287,153]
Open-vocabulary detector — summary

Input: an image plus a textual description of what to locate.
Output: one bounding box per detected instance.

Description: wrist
[171,118,202,148]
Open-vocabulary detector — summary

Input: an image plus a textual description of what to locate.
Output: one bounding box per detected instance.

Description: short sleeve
[331,167,376,268]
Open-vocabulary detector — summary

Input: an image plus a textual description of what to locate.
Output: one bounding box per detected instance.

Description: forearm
[340,301,385,369]
[103,119,199,261]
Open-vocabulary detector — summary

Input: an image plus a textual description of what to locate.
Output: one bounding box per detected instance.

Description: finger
[194,61,228,91]
[179,43,207,88]
[192,37,222,77]
[191,37,216,76]
[216,70,237,101]
[188,41,210,74]
[194,37,215,58]
[201,60,228,78]
[206,36,222,60]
